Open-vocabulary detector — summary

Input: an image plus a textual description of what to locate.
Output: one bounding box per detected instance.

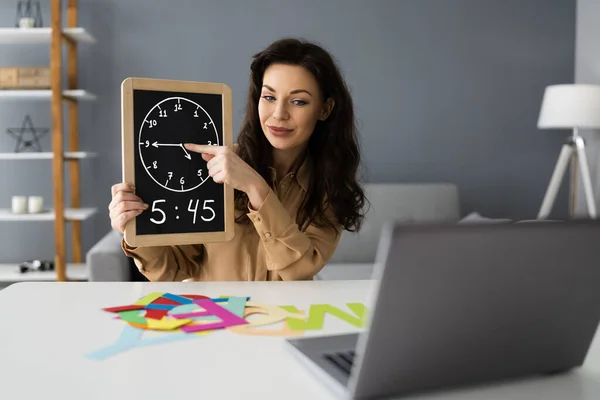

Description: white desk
[1,281,600,400]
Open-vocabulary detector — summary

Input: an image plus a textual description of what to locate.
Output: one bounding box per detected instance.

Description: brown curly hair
[235,37,366,234]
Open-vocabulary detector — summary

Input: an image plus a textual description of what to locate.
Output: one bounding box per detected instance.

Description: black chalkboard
[121,78,234,247]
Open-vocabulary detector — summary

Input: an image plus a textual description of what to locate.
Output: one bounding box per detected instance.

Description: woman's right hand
[109,183,148,233]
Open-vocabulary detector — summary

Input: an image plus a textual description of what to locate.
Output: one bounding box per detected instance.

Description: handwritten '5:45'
[149,199,215,225]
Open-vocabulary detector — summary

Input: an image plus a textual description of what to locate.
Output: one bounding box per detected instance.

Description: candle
[28,196,43,213]
[18,17,35,28]
[12,196,27,214]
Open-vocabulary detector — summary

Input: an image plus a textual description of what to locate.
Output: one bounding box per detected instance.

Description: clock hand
[151,141,180,148]
[179,143,192,160]
[151,141,192,160]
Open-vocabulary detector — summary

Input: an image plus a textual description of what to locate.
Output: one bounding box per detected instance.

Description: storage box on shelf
[0,67,50,89]
[0,0,96,282]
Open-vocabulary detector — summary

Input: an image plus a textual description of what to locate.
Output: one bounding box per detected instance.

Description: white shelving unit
[0,263,87,282]
[0,151,96,160]
[0,2,96,282]
[0,27,95,44]
[0,208,97,221]
[0,89,96,101]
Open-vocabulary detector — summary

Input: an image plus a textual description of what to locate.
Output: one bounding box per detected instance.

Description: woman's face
[259,63,332,153]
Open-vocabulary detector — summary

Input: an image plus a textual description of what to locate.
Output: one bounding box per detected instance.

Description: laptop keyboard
[323,350,356,376]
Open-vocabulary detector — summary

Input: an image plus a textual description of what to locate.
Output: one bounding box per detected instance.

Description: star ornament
[5,114,49,152]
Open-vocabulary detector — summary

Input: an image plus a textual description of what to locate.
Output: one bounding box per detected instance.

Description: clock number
[208,141,211,145]
[203,122,207,129]
[194,110,199,118]
[145,140,150,148]
[149,200,166,225]
[197,169,202,177]
[175,103,182,112]
[201,200,215,222]
[168,172,173,179]
[147,120,157,128]
[159,110,168,118]
[188,199,199,224]
[180,177,185,185]
[153,161,158,169]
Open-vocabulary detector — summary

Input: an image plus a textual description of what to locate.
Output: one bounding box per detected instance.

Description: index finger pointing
[184,143,220,154]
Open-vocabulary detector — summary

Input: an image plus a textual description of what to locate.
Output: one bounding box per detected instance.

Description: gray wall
[0,0,575,264]
[575,0,600,216]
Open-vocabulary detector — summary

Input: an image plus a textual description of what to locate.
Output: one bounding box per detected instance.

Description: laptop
[286,220,600,399]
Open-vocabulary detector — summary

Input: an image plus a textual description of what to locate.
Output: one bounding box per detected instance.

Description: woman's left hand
[184,143,270,209]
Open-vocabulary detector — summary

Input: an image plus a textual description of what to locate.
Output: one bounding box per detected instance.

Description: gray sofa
[86,183,461,281]
[317,183,460,280]
[86,229,131,281]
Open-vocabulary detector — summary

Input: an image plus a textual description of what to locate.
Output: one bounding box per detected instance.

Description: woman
[108,37,366,281]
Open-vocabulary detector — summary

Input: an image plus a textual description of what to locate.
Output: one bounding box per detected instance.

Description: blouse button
[265,232,272,239]
[280,184,286,189]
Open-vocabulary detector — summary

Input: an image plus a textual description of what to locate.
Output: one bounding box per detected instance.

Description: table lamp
[537,84,600,219]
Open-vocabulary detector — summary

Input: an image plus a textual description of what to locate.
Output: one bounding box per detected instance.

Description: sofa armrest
[329,183,461,264]
[316,263,375,281]
[86,231,131,281]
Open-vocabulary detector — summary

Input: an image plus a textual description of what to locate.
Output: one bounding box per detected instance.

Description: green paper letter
[280,303,367,330]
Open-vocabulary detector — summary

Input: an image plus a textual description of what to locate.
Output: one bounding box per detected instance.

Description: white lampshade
[537,84,600,129]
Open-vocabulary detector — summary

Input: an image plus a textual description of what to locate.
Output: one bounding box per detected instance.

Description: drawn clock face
[138,96,219,192]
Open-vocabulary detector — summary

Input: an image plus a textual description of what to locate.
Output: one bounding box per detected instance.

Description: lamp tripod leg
[573,136,597,219]
[538,144,574,219]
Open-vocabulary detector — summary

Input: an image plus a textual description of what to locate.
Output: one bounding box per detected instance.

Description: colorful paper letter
[280,303,367,330]
[146,317,192,330]
[145,304,177,310]
[102,305,145,313]
[179,299,248,333]
[85,325,198,360]
[162,293,194,304]
[170,296,247,321]
[118,309,147,325]
[145,309,169,320]
[133,292,165,306]
[228,303,306,337]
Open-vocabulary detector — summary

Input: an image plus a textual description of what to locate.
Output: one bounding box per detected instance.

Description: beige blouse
[121,155,342,281]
